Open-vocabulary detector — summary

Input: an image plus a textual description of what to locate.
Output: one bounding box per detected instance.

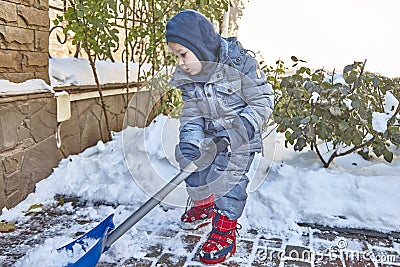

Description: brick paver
[1,200,400,267]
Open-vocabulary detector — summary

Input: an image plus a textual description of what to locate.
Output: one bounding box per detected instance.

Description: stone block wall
[0,0,50,83]
[0,93,59,208]
[0,89,158,212]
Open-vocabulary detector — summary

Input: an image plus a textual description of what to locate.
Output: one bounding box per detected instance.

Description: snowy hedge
[264,58,400,168]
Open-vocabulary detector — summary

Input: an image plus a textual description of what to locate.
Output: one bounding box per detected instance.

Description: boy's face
[168,42,202,75]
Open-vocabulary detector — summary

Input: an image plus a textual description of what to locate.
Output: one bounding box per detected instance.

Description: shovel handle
[104,137,229,248]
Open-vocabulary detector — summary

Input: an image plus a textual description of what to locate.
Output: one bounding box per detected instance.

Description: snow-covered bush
[265,58,400,168]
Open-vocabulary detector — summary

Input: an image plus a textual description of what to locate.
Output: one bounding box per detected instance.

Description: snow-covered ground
[0,54,399,266]
[1,114,399,266]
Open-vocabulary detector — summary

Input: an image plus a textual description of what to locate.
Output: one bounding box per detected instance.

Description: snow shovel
[58,137,230,267]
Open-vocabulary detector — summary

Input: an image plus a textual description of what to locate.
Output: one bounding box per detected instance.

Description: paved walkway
[1,199,399,267]
[97,222,400,267]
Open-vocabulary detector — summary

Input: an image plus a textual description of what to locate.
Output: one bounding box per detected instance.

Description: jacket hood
[165,10,221,63]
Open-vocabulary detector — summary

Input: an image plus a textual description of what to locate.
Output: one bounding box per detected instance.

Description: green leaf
[343,64,353,73]
[352,132,363,146]
[317,127,327,140]
[340,86,351,95]
[281,77,291,88]
[312,74,320,82]
[383,149,393,162]
[322,81,332,88]
[358,106,369,120]
[345,74,358,84]
[294,137,306,151]
[293,127,303,139]
[291,56,298,62]
[351,99,361,109]
[330,107,342,116]
[358,149,370,160]
[300,117,310,124]
[373,143,385,157]
[285,131,294,145]
[338,121,349,131]
[304,81,313,90]
[25,203,43,215]
[298,66,308,74]
[311,115,320,122]
[27,203,43,211]
[372,76,381,87]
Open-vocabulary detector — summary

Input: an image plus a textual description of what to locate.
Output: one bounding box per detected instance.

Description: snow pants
[185,149,255,220]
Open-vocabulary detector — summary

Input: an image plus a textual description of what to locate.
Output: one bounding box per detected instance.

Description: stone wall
[0,88,158,212]
[0,0,50,83]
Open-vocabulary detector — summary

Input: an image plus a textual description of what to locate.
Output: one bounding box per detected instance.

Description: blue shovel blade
[58,214,115,267]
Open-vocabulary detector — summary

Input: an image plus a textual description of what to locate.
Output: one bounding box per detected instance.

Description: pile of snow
[324,73,347,85]
[372,92,400,133]
[49,58,152,87]
[0,58,174,96]
[1,115,399,266]
[0,79,54,96]
[14,237,98,267]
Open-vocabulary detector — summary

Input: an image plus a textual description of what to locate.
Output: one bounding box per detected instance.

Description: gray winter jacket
[169,37,274,153]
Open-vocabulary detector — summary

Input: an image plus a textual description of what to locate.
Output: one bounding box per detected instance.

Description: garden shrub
[264,57,400,168]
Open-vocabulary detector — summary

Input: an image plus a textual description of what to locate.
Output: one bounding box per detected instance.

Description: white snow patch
[1,115,399,265]
[372,112,390,133]
[49,58,152,87]
[0,79,54,96]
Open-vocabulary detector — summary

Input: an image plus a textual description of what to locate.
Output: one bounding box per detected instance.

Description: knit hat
[166,10,221,63]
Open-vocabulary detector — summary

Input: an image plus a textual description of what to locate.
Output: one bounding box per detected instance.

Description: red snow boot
[199,209,238,264]
[180,195,214,230]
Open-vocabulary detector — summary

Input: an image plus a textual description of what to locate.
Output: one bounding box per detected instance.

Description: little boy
[165,10,273,264]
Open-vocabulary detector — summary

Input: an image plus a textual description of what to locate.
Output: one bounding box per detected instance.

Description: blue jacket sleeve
[178,86,205,147]
[239,56,274,134]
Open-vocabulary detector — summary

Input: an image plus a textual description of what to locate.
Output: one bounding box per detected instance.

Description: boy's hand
[175,138,221,170]
[175,142,201,169]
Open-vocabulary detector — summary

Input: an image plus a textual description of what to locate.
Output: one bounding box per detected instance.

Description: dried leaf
[0,222,16,233]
